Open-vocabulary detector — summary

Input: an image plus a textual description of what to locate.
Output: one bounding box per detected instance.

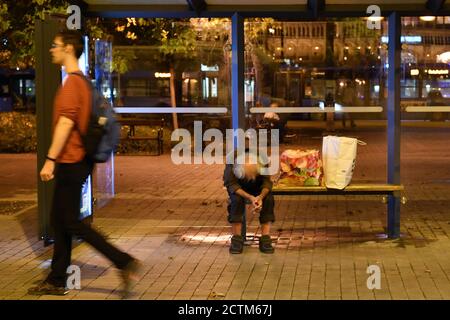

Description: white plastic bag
[322,136,366,189]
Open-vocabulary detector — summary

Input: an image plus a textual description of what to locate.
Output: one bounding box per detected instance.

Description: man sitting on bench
[223,152,275,254]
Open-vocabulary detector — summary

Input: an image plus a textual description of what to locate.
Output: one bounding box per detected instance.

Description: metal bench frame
[241,183,405,241]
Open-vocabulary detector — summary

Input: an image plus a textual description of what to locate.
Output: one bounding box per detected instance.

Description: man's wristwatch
[46,155,56,162]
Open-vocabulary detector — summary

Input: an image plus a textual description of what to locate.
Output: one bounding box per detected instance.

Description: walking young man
[28,30,141,297]
[223,152,275,254]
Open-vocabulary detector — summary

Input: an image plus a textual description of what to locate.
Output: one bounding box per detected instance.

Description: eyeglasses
[51,43,65,48]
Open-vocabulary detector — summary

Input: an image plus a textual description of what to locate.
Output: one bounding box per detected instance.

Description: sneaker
[121,259,143,299]
[229,235,244,254]
[259,235,274,254]
[28,281,68,296]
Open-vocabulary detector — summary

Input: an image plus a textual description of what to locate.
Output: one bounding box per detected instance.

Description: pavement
[0,124,449,300]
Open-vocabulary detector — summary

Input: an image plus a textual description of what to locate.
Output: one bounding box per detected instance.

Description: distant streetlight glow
[427,69,448,75]
[437,51,450,63]
[155,72,171,78]
[367,16,383,22]
[420,16,436,22]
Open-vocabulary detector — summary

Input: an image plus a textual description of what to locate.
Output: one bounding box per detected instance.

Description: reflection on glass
[91,18,233,133]
[94,39,115,208]
[401,16,450,121]
[245,18,388,128]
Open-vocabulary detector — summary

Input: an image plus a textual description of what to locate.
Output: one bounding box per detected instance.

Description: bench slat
[272,184,404,195]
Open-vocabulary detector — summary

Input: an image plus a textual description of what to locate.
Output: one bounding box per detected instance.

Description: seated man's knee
[232,194,245,204]
[263,192,274,205]
[260,193,275,224]
[229,193,246,210]
[227,193,246,223]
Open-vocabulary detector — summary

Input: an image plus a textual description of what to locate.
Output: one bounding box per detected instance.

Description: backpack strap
[68,72,93,138]
[69,71,90,84]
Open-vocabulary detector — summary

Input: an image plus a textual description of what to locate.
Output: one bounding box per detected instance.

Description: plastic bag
[278,149,323,186]
[322,136,366,189]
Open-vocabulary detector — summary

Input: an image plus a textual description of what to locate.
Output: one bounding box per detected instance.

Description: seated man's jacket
[223,164,273,195]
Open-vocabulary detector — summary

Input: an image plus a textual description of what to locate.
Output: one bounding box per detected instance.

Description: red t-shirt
[52,72,91,163]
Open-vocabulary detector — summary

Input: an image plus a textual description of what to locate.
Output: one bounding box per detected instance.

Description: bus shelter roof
[83,0,450,18]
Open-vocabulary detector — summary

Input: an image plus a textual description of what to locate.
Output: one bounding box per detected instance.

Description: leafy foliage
[0,3,10,35]
[0,112,37,153]
[112,48,136,74]
[0,112,172,154]
[0,0,68,68]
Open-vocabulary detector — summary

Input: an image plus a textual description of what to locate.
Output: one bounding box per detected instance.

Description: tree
[0,3,11,65]
[0,3,10,35]
[244,18,276,100]
[111,48,136,106]
[90,17,198,129]
[190,18,276,104]
[0,0,68,69]
[158,20,197,129]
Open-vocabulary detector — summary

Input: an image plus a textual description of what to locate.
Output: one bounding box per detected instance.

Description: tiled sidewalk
[0,126,449,300]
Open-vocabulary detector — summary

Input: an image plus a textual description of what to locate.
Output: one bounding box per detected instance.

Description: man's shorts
[227,191,275,224]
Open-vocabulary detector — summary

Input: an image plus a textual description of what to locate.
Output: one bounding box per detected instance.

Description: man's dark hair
[55,30,84,59]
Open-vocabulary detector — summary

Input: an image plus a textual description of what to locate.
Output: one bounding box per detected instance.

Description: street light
[367,16,383,22]
[420,16,436,22]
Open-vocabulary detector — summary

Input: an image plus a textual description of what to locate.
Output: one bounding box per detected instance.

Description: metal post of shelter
[387,12,402,239]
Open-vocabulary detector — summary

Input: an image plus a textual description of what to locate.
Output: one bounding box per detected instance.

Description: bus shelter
[35,0,450,244]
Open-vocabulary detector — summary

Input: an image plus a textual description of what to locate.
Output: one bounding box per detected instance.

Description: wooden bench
[240,183,405,241]
[118,117,165,155]
[272,184,404,196]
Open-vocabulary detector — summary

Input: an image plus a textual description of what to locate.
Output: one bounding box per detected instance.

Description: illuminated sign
[437,51,450,63]
[80,174,92,221]
[381,36,422,44]
[426,69,449,75]
[155,72,171,78]
[201,64,219,72]
[410,69,420,76]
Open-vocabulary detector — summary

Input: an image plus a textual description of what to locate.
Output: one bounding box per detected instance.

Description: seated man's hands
[251,195,263,213]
